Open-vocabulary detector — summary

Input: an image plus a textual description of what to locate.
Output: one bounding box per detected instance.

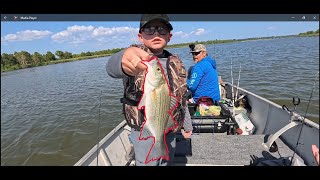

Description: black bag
[175,134,192,157]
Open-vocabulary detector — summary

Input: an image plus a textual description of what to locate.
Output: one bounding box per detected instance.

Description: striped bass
[137,56,179,164]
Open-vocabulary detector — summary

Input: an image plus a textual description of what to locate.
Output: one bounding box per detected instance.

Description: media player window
[1,14,319,166]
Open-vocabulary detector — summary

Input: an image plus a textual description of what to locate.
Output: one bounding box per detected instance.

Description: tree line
[1,48,123,72]
[298,29,319,36]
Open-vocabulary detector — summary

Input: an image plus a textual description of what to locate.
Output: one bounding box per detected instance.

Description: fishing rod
[231,59,235,116]
[96,90,102,166]
[213,30,216,60]
[290,71,319,166]
[235,63,242,102]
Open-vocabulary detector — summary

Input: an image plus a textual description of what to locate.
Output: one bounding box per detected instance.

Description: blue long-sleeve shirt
[187,56,220,102]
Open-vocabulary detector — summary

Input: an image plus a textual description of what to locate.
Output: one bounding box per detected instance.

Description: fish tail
[145,136,169,164]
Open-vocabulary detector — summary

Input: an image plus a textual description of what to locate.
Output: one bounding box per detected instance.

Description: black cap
[139,14,173,31]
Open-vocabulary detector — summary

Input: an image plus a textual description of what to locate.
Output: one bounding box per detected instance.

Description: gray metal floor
[174,133,303,166]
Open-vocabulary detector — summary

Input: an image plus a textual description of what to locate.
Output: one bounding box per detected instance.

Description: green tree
[14,51,32,68]
[45,51,56,62]
[85,51,92,56]
[80,52,87,57]
[55,50,64,59]
[63,51,73,59]
[1,53,18,67]
[306,31,313,34]
[32,52,44,65]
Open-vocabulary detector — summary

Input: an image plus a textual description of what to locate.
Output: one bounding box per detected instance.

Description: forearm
[187,78,199,92]
[187,66,202,92]
[183,105,193,132]
[106,49,127,78]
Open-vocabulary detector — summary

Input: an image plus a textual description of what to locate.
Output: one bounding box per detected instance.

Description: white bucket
[234,112,255,135]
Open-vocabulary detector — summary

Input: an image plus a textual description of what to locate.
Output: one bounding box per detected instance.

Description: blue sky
[1,21,318,55]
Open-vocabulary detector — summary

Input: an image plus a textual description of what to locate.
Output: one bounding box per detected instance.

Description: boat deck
[174,133,304,166]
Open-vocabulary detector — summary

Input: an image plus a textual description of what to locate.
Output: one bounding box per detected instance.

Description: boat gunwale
[74,120,128,166]
[226,82,319,129]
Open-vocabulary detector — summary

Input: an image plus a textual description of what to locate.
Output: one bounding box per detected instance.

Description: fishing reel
[282,97,300,114]
[189,44,195,51]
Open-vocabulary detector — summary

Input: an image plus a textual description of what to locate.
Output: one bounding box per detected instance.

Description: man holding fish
[106,14,193,166]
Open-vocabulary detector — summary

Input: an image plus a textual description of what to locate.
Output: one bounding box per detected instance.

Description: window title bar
[1,14,319,21]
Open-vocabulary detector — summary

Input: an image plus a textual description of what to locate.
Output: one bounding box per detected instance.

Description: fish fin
[145,135,169,164]
[166,96,179,129]
[140,123,153,139]
[169,95,179,110]
[137,94,146,110]
[166,117,176,129]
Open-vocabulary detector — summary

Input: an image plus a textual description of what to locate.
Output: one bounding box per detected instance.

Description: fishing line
[290,71,319,165]
[96,90,102,166]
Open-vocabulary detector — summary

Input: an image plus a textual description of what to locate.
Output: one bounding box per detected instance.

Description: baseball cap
[139,14,173,31]
[189,44,206,53]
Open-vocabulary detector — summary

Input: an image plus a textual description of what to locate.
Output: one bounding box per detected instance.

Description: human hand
[181,129,192,139]
[249,155,260,166]
[312,144,319,165]
[121,47,150,76]
[218,76,225,85]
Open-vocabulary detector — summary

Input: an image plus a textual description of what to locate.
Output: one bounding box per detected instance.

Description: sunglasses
[191,51,201,56]
[142,26,169,35]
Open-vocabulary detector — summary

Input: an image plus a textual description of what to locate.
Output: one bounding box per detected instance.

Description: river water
[1,36,319,165]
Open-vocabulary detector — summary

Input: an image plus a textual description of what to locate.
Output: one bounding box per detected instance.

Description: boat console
[188,102,238,135]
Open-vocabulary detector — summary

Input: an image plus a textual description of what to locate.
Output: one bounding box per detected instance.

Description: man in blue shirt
[187,44,220,103]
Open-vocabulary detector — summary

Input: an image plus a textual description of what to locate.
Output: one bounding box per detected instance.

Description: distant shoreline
[166,34,319,49]
[1,34,318,73]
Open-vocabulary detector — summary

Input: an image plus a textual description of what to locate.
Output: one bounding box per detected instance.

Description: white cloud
[51,25,139,45]
[92,26,137,37]
[51,25,95,43]
[173,28,207,41]
[1,30,52,42]
[51,31,71,41]
[67,25,95,32]
[193,28,205,35]
[173,31,190,38]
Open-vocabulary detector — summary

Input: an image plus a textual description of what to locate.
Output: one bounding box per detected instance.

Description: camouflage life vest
[121,44,187,132]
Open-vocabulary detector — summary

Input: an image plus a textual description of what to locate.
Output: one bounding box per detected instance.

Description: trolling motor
[262,97,303,152]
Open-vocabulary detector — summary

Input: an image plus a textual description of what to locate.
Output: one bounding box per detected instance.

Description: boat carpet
[174,133,304,166]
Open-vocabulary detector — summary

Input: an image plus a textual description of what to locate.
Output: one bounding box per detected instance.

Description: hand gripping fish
[137,56,180,164]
